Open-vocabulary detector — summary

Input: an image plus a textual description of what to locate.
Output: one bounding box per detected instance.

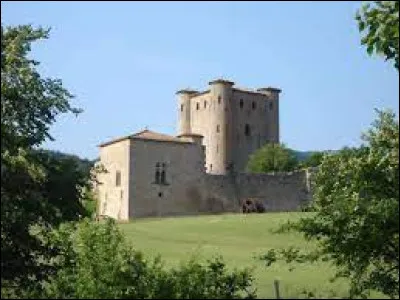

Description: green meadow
[119,212,360,299]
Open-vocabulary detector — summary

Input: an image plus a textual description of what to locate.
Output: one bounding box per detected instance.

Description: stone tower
[176,89,197,135]
[176,79,281,175]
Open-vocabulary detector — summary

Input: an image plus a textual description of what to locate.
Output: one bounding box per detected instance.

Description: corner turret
[176,89,198,136]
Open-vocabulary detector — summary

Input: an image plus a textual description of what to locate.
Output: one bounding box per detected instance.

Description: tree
[36,219,256,299]
[298,151,325,168]
[1,24,85,294]
[260,109,399,298]
[246,143,298,173]
[356,1,399,70]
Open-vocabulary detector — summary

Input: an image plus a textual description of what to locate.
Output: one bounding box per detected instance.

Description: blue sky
[2,1,399,159]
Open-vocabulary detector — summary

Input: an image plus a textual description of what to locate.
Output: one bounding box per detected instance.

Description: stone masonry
[96,79,312,220]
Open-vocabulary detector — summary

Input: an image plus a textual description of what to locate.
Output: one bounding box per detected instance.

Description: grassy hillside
[120,213,353,298]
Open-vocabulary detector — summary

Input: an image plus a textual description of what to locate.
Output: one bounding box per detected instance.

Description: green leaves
[39,219,256,299]
[1,24,86,294]
[299,151,325,169]
[246,143,298,173]
[260,109,399,298]
[356,1,399,70]
[1,24,80,154]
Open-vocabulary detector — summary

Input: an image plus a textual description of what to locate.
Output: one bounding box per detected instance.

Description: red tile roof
[98,129,192,147]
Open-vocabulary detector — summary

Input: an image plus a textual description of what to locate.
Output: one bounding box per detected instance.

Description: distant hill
[293,150,314,161]
[34,149,96,175]
[293,149,338,162]
[37,149,335,171]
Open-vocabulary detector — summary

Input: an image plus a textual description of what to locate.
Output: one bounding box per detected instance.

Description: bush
[242,199,266,213]
[246,143,298,173]
[36,218,256,299]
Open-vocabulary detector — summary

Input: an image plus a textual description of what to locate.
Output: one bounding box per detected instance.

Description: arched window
[196,102,200,110]
[269,102,273,110]
[252,101,256,110]
[180,104,184,112]
[245,124,251,137]
[216,124,220,133]
[239,99,244,109]
[218,95,221,104]
[204,100,207,108]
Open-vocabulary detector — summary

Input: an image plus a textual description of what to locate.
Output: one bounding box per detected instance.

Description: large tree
[246,143,298,173]
[259,3,399,297]
[1,24,88,294]
[260,109,399,298]
[356,1,399,70]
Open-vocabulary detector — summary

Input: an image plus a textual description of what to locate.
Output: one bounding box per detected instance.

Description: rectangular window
[161,163,166,184]
[116,171,121,187]
[155,162,167,185]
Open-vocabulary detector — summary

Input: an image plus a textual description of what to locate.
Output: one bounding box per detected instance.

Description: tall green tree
[1,24,86,294]
[259,4,399,297]
[356,1,399,70]
[246,143,298,173]
[260,109,399,298]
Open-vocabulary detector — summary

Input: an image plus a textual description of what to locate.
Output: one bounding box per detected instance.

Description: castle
[96,79,311,220]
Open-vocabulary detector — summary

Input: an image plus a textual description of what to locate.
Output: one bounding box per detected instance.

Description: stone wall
[177,79,281,175]
[230,89,278,172]
[97,136,313,219]
[234,170,310,211]
[203,169,311,214]
[128,139,206,218]
[202,175,238,213]
[97,139,131,220]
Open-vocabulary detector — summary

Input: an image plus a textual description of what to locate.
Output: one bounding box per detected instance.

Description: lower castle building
[96,79,312,220]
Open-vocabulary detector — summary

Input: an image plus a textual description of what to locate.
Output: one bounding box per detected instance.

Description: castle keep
[96,79,311,220]
[177,79,280,174]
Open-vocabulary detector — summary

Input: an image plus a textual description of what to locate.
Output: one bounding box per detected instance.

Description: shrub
[246,143,298,173]
[36,218,256,299]
[242,199,266,214]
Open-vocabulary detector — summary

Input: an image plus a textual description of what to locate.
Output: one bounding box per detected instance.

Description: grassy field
[119,213,377,299]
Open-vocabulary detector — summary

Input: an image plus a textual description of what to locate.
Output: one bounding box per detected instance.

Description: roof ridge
[99,129,194,147]
[132,128,151,136]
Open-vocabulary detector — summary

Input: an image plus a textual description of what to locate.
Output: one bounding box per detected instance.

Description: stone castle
[96,79,311,220]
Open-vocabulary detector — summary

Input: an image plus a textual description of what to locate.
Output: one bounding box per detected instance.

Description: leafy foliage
[355,1,399,70]
[259,109,399,299]
[246,143,298,173]
[298,151,325,168]
[1,25,81,155]
[1,24,87,294]
[36,219,256,299]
